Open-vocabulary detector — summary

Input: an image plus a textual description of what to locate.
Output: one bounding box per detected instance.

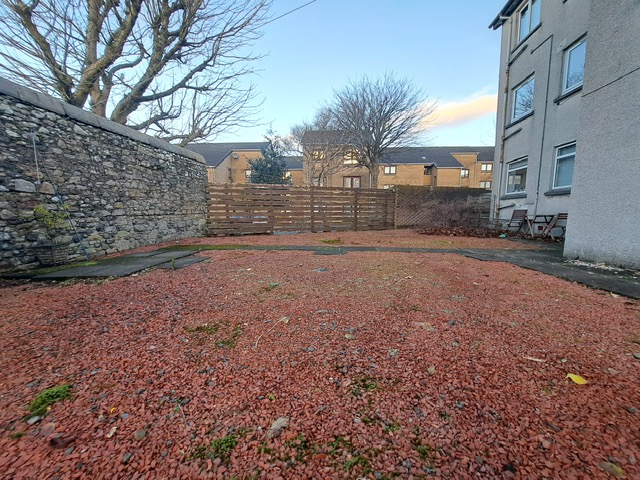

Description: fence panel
[207,184,395,235]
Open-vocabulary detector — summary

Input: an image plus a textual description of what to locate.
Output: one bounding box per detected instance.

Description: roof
[301,130,358,146]
[382,146,495,168]
[185,142,268,167]
[489,0,522,30]
[283,156,303,170]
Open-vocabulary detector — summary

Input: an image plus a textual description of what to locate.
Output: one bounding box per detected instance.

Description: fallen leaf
[345,334,353,340]
[599,461,625,478]
[267,417,289,439]
[106,426,117,439]
[566,373,588,385]
[427,366,436,376]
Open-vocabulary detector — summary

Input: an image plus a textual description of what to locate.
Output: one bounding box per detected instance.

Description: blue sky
[217,0,507,146]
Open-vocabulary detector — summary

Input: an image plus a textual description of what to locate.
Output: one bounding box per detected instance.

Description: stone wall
[0,77,208,272]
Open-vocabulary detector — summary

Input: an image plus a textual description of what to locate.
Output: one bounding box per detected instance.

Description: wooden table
[526,214,555,237]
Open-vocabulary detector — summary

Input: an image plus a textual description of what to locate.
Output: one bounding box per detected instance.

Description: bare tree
[327,72,436,187]
[0,0,271,145]
[287,111,354,186]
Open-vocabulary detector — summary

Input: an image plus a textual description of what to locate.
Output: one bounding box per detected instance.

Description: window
[563,39,586,93]
[553,143,575,189]
[312,150,325,160]
[424,166,433,175]
[518,0,541,43]
[285,171,292,178]
[383,185,395,190]
[245,169,251,178]
[480,181,492,190]
[343,176,361,188]
[481,163,493,172]
[512,76,535,121]
[343,150,358,165]
[506,159,527,194]
[461,169,469,178]
[384,166,396,175]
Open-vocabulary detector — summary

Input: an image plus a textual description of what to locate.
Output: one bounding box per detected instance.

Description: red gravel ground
[1,231,638,479]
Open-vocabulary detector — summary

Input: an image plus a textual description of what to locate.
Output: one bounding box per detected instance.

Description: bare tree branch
[0,0,270,143]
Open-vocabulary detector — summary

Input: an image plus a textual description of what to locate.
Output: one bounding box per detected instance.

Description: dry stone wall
[0,78,208,271]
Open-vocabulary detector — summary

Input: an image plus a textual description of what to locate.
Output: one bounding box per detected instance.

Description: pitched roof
[283,156,303,170]
[301,130,357,145]
[382,146,495,168]
[185,142,268,167]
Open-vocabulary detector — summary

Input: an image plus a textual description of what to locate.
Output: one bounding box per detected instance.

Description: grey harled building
[490,0,640,268]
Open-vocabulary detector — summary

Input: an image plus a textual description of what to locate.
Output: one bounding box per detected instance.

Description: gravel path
[1,232,638,479]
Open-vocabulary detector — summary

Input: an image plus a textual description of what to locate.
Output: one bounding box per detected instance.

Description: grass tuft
[191,434,238,462]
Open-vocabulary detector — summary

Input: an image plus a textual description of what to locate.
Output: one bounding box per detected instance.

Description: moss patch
[29,384,71,416]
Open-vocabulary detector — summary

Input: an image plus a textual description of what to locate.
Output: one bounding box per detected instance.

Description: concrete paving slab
[157,257,206,269]
[33,251,195,279]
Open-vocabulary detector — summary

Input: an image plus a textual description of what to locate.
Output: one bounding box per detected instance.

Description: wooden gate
[207,184,395,235]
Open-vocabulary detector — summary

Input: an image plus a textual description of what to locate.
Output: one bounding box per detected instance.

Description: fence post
[310,186,316,233]
[353,189,359,231]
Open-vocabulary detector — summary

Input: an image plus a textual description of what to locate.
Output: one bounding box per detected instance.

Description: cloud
[428,94,498,129]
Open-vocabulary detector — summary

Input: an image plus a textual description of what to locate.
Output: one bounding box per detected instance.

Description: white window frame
[382,184,395,190]
[384,165,397,175]
[343,150,358,165]
[562,39,586,94]
[343,176,361,188]
[245,169,252,178]
[480,181,492,189]
[480,163,493,172]
[517,0,541,43]
[506,158,528,194]
[553,142,576,189]
[512,76,535,122]
[460,169,469,178]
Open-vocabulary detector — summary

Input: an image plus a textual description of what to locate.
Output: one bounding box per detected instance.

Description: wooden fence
[207,184,395,235]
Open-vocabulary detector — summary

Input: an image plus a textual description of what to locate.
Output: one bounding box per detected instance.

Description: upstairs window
[424,166,433,175]
[343,150,358,165]
[553,143,575,189]
[563,39,586,93]
[343,176,361,188]
[518,0,541,43]
[311,150,325,160]
[512,76,535,121]
[506,159,527,194]
[460,169,470,178]
[384,166,397,175]
[480,163,493,172]
[245,169,252,178]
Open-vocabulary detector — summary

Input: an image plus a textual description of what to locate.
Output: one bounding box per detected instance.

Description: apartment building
[490,0,640,268]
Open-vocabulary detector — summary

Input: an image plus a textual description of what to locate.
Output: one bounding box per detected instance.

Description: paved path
[8,243,639,299]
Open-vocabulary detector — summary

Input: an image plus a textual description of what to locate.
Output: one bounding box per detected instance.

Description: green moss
[344,455,370,471]
[351,376,378,396]
[8,432,25,440]
[191,434,238,462]
[29,384,71,416]
[185,324,218,335]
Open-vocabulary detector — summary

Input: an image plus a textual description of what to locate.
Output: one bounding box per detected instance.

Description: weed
[344,455,370,471]
[29,384,71,416]
[257,441,273,455]
[439,411,451,421]
[267,393,276,401]
[542,386,553,395]
[284,434,314,462]
[414,443,439,467]
[217,323,244,348]
[185,324,218,335]
[191,434,238,462]
[384,422,401,433]
[262,282,280,292]
[8,432,25,440]
[351,376,378,396]
[328,436,353,456]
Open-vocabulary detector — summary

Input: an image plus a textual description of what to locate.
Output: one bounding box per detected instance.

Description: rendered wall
[564,1,640,268]
[0,77,208,271]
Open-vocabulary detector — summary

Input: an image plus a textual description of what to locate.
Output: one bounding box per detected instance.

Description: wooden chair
[542,213,568,239]
[506,209,528,232]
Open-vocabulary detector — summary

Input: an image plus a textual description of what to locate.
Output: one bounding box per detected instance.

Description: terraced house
[186,142,303,185]
[301,130,493,190]
[490,0,640,268]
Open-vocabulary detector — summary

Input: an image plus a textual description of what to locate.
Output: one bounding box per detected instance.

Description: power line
[263,0,318,27]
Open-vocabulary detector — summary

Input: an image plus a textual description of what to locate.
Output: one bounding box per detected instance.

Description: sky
[215,0,507,147]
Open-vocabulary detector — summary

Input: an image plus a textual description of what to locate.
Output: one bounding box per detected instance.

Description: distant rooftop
[185,142,268,167]
[283,156,303,170]
[383,146,495,168]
